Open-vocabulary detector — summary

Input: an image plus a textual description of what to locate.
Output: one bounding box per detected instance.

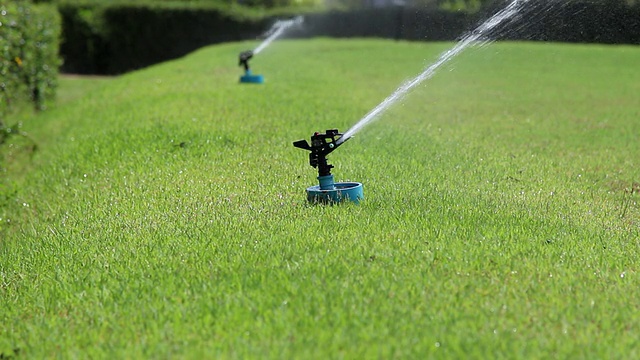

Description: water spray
[336,0,529,144]
[293,129,364,204]
[239,16,304,84]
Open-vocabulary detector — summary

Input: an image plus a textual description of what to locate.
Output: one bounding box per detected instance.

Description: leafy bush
[0,1,61,122]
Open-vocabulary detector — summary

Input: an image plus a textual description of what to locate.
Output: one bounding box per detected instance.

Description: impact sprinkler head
[238,50,263,84]
[293,129,363,204]
[293,129,345,177]
[238,50,253,71]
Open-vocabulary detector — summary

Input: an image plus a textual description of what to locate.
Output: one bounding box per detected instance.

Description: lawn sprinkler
[293,129,364,204]
[238,50,264,84]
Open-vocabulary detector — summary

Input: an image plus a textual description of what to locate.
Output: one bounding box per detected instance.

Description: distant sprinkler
[237,16,304,84]
[238,50,264,84]
[293,129,364,204]
[238,50,253,71]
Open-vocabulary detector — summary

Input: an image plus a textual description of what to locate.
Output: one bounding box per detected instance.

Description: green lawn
[1,39,639,358]
[56,75,113,105]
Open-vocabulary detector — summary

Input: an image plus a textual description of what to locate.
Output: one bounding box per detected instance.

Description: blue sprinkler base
[306,175,364,204]
[239,70,264,84]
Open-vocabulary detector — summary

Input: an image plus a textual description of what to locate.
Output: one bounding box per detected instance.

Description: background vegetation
[40,0,640,75]
[0,1,61,128]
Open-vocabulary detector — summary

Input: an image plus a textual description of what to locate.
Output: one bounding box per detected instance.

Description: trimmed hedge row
[58,3,270,74]
[0,1,61,122]
[57,1,640,75]
[289,1,640,44]
[495,1,640,44]
[55,2,475,75]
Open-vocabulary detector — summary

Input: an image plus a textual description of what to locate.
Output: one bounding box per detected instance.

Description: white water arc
[336,0,529,145]
[253,16,304,55]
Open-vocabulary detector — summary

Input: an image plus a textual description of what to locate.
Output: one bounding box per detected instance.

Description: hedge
[0,1,61,123]
[494,1,640,44]
[58,3,271,74]
[290,1,640,44]
[56,0,640,75]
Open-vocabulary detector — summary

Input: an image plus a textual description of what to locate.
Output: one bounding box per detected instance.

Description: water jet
[337,0,530,144]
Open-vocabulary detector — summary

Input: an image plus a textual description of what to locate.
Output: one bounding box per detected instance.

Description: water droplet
[435,342,441,348]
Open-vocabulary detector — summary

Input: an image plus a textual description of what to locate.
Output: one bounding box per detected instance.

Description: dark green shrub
[58,2,270,74]
[0,1,61,122]
[54,0,640,75]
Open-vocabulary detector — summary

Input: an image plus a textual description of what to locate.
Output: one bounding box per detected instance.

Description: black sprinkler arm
[238,50,254,71]
[293,129,349,177]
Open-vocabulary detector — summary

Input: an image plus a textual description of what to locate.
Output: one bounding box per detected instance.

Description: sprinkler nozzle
[293,129,348,177]
[239,50,254,71]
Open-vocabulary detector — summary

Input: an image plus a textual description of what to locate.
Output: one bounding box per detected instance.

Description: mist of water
[337,0,530,145]
[253,16,304,55]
